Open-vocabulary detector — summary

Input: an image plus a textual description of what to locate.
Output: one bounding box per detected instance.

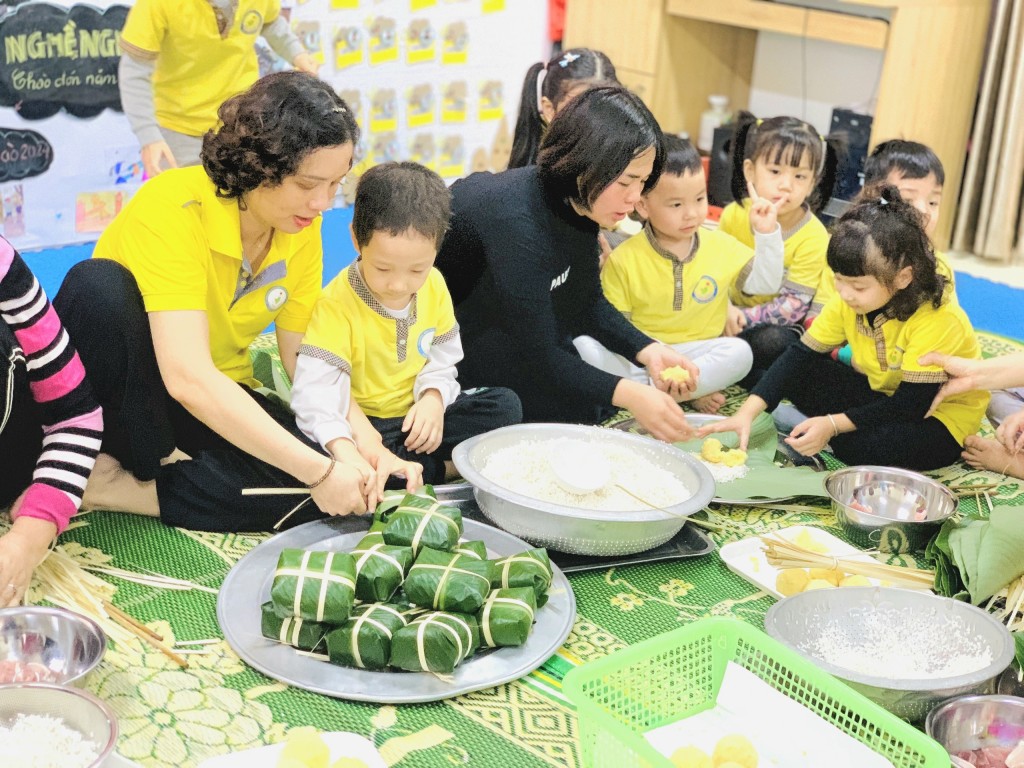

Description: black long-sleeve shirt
[435,166,652,407]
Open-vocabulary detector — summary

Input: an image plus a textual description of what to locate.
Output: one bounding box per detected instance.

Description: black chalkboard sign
[0,126,52,180]
[0,3,128,120]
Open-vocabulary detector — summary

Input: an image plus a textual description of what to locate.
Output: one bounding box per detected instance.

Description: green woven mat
[31,332,1024,767]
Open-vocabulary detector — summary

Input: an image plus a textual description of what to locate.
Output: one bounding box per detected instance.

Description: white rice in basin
[0,713,100,768]
[478,437,693,510]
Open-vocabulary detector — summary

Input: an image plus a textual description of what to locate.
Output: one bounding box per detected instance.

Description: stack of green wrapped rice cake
[260,488,554,676]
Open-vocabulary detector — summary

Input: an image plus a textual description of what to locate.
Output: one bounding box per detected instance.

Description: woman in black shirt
[436,86,697,443]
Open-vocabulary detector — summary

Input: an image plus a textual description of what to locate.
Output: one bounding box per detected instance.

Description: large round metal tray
[217,516,576,703]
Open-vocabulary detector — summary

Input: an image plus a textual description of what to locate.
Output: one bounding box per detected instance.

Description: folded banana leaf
[324,602,409,671]
[350,541,413,602]
[477,588,536,648]
[260,601,329,651]
[382,495,463,554]
[403,547,494,613]
[492,548,552,607]
[270,548,356,623]
[675,411,827,500]
[374,485,437,523]
[928,501,1024,605]
[389,611,480,674]
[453,540,488,560]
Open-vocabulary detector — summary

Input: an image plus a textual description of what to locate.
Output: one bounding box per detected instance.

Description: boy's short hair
[660,134,701,178]
[352,162,451,250]
[863,139,945,187]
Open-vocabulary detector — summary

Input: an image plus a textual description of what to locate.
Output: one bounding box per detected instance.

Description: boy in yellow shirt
[291,162,521,485]
[576,135,784,412]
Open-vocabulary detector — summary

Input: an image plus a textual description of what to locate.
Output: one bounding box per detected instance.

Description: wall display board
[0,0,546,250]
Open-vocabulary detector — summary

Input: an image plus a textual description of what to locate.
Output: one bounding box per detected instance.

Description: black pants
[0,322,43,508]
[459,326,616,425]
[738,323,804,388]
[369,388,522,484]
[786,354,963,471]
[53,260,329,533]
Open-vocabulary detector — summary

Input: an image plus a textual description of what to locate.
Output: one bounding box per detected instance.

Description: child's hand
[403,390,445,454]
[784,416,834,456]
[373,451,425,493]
[724,303,747,337]
[598,232,612,271]
[747,180,784,234]
[637,342,699,399]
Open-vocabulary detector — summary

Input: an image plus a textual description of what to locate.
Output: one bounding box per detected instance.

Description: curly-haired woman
[54,71,373,532]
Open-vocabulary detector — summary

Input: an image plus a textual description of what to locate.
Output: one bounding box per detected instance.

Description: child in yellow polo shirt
[575,135,784,412]
[699,186,988,472]
[291,162,522,486]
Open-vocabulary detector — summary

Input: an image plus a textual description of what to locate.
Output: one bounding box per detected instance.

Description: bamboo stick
[760,535,935,590]
[242,488,310,496]
[105,608,189,669]
[102,600,164,642]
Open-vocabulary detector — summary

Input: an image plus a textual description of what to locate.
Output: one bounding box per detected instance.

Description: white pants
[988,387,1024,427]
[573,335,753,398]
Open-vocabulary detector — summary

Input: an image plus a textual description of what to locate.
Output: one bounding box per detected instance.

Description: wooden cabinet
[564,0,991,249]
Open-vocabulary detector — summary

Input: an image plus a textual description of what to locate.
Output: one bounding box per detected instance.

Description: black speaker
[830,108,872,202]
[707,125,735,208]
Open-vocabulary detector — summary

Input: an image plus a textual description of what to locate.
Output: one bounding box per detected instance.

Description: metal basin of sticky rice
[452,423,715,557]
[765,587,1015,723]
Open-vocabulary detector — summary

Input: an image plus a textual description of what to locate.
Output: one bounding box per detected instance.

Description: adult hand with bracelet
[306,456,369,516]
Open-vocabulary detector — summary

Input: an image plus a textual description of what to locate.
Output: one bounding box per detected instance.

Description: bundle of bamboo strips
[760,534,936,590]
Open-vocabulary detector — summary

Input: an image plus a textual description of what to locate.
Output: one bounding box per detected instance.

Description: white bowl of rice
[0,683,118,767]
[452,423,716,556]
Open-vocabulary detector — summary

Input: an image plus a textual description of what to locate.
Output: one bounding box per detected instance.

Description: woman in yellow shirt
[53,72,374,532]
[700,186,987,472]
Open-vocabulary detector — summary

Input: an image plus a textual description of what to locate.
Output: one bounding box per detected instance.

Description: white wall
[747,31,885,135]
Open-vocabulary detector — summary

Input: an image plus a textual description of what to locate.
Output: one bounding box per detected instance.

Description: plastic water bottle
[698,95,730,154]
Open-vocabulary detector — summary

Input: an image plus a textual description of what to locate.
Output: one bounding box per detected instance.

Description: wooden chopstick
[103,602,188,669]
[103,600,164,642]
[242,487,310,496]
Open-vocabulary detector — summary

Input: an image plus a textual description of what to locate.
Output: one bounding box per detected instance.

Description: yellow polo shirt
[803,295,987,444]
[720,199,829,308]
[601,226,753,343]
[119,0,281,136]
[93,165,323,387]
[299,265,458,419]
[812,250,959,315]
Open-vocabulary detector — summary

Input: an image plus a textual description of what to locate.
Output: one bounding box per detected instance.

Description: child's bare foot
[962,435,1024,479]
[691,392,726,414]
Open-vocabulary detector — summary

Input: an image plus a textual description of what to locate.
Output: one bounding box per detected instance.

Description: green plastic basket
[562,617,948,768]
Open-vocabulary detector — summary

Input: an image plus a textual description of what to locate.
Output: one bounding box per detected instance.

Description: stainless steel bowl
[764,587,1015,723]
[825,465,957,553]
[0,606,106,686]
[452,423,716,556]
[926,694,1024,759]
[0,683,118,766]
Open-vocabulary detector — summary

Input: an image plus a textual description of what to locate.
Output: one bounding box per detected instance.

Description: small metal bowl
[825,465,957,553]
[0,683,118,766]
[0,606,106,686]
[926,694,1024,762]
[764,587,1015,723]
[452,423,716,556]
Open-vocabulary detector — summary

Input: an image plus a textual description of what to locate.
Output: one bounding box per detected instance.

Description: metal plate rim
[216,517,576,704]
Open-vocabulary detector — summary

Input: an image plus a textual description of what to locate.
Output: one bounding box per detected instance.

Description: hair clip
[559,52,580,67]
[879,196,888,206]
[332,106,346,113]
[755,118,763,127]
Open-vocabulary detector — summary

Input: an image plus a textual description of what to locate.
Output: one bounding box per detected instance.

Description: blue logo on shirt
[692,275,718,304]
[417,327,436,357]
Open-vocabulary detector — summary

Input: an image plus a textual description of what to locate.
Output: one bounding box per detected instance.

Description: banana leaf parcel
[374,485,437,524]
[260,601,329,651]
[453,540,488,560]
[389,611,480,674]
[324,602,409,671]
[403,547,495,614]
[350,540,413,602]
[355,520,387,549]
[477,588,536,648]
[492,548,552,607]
[270,548,356,624]
[382,495,463,554]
